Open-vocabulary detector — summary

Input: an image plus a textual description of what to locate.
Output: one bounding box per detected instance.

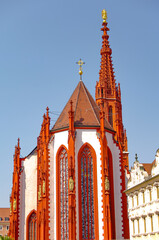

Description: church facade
[9,10,129,240]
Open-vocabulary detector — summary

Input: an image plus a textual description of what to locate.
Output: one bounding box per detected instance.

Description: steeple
[96,10,129,169]
[96,10,116,102]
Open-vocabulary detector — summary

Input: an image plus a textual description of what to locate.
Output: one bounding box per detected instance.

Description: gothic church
[9,10,129,240]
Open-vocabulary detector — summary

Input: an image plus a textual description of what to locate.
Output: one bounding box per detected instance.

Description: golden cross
[76,58,85,81]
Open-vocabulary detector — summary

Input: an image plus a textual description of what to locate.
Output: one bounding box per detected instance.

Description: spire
[95,10,129,169]
[96,10,116,100]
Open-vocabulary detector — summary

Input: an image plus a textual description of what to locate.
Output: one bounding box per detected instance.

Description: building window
[0,225,2,230]
[28,212,36,240]
[78,144,99,240]
[101,88,103,97]
[6,225,9,230]
[132,220,135,235]
[157,186,159,199]
[0,218,2,221]
[108,106,113,127]
[143,217,146,233]
[80,145,95,239]
[132,196,134,208]
[136,194,139,206]
[149,189,152,201]
[5,217,9,221]
[137,219,140,234]
[57,147,69,240]
[143,192,145,204]
[150,215,153,232]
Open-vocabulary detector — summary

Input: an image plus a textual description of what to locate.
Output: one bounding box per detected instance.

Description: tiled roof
[52,81,114,132]
[0,208,10,222]
[142,160,156,175]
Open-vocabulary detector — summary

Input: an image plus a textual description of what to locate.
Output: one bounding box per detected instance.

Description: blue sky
[0,0,159,207]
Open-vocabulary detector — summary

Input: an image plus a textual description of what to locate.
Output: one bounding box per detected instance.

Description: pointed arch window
[107,147,116,239]
[57,147,69,240]
[108,106,113,127]
[78,144,98,240]
[26,211,36,240]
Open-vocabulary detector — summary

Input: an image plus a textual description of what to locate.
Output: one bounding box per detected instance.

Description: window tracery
[58,147,69,240]
[80,145,95,240]
[28,212,36,240]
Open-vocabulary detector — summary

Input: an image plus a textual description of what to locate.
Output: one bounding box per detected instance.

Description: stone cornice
[125,174,159,194]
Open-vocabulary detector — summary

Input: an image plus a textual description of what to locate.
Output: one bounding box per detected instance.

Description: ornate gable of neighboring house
[151,149,159,176]
[127,155,149,188]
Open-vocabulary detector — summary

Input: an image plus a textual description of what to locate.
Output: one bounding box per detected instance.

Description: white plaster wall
[19,151,37,240]
[48,138,54,240]
[49,129,123,240]
[106,132,123,239]
[75,129,103,240]
[49,131,68,240]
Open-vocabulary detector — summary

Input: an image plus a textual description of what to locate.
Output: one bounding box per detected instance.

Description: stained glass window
[59,148,69,240]
[28,212,36,240]
[80,146,95,240]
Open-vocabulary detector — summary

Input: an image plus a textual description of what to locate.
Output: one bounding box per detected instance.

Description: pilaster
[68,100,76,240]
[37,107,50,240]
[9,138,21,240]
[99,104,112,240]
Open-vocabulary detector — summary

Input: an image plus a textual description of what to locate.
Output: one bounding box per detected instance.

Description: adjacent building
[0,208,10,237]
[126,150,159,239]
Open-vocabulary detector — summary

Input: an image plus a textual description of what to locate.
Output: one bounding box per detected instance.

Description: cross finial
[76,58,85,81]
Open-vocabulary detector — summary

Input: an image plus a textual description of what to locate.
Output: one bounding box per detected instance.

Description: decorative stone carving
[38,185,41,200]
[43,180,45,195]
[105,176,110,191]
[10,202,12,213]
[13,198,16,211]
[69,176,74,192]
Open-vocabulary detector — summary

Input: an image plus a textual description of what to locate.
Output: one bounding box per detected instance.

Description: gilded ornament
[10,202,12,213]
[105,176,110,191]
[69,177,74,192]
[102,9,107,23]
[76,58,85,81]
[13,199,16,211]
[43,180,45,195]
[38,185,41,200]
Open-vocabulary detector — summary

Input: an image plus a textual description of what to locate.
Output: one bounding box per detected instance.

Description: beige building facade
[126,150,159,239]
[0,208,10,237]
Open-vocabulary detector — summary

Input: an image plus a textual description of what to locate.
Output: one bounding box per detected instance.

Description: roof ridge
[81,81,100,125]
[74,81,81,117]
